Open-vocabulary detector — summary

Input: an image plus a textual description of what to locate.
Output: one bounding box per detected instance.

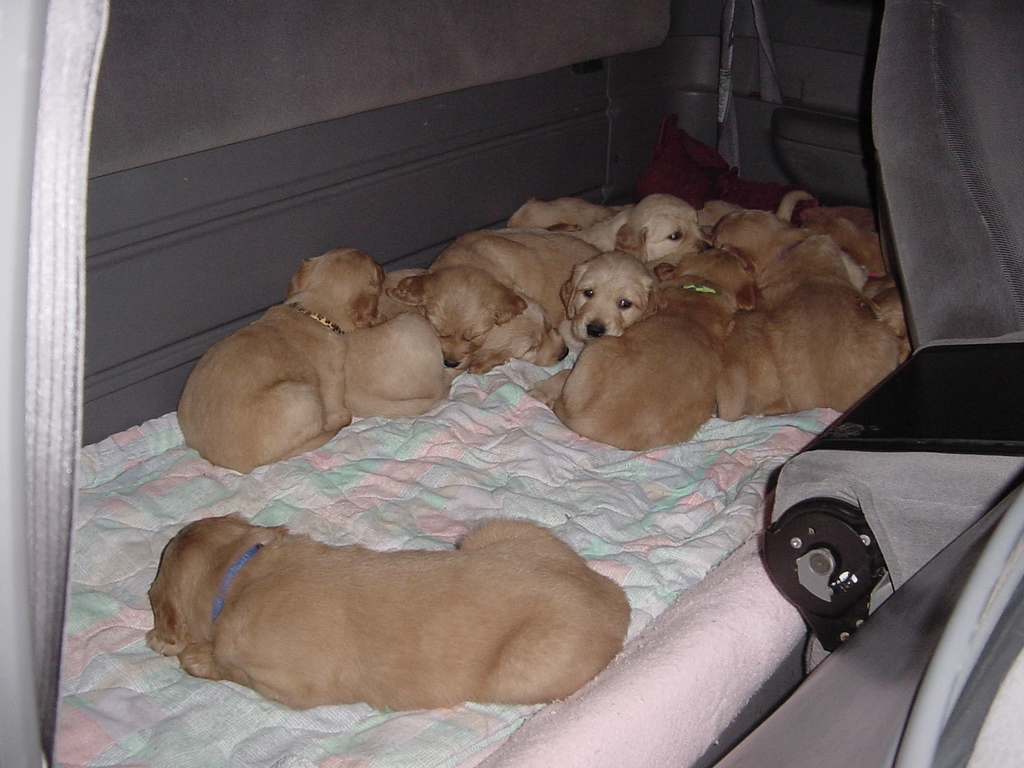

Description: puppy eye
[582,289,595,298]
[619,299,633,309]
[667,231,682,241]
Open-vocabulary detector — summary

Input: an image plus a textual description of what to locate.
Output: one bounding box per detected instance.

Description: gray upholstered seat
[732,1,1024,764]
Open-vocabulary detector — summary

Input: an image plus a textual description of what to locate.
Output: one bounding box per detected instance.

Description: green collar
[676,282,719,295]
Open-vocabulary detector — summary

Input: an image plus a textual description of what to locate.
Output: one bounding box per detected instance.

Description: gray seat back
[873,0,1024,347]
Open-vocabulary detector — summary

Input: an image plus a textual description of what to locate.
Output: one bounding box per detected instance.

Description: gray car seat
[725,0,1024,764]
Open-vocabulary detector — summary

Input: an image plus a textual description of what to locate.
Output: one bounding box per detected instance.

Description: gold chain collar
[286,302,346,334]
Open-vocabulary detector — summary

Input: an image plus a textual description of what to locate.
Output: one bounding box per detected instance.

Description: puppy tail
[775,189,816,223]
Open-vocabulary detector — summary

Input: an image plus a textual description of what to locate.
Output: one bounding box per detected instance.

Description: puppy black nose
[444,358,461,368]
[586,323,605,338]
[558,345,570,361]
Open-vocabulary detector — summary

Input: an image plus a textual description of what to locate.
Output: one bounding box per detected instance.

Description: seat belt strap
[718,0,783,170]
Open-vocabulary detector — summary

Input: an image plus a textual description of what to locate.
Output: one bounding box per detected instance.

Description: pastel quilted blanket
[56,358,832,768]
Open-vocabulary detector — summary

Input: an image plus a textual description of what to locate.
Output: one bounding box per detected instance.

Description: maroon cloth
[635,115,818,219]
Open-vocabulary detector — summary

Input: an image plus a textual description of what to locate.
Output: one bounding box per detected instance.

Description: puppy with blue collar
[147,513,630,711]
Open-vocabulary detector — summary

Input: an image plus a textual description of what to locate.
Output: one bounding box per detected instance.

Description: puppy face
[469,295,569,373]
[561,252,664,343]
[614,194,707,264]
[386,266,528,371]
[147,514,285,656]
[286,248,386,330]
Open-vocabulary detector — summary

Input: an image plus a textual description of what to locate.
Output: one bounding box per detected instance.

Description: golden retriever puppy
[712,208,869,290]
[378,267,428,320]
[531,247,757,451]
[507,196,621,231]
[469,294,569,373]
[711,207,808,273]
[716,235,904,420]
[863,274,911,359]
[430,229,600,329]
[699,190,813,234]
[697,199,744,232]
[147,514,631,711]
[177,248,385,473]
[576,193,707,266]
[343,312,454,417]
[560,251,665,347]
[385,265,529,372]
[800,208,887,276]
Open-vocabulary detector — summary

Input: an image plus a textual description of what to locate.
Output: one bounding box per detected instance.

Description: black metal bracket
[764,497,889,651]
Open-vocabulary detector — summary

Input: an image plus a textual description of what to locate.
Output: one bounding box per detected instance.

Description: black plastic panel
[807,342,1024,455]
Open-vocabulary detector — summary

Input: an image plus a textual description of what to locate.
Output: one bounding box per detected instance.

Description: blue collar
[211,544,262,622]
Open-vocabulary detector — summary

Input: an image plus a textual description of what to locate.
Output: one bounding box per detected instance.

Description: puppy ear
[147,581,184,653]
[387,273,429,306]
[855,295,882,320]
[560,274,578,317]
[493,290,528,326]
[615,224,647,258]
[251,523,288,547]
[285,258,315,299]
[644,282,668,316]
[735,282,759,311]
[652,261,675,281]
[351,292,383,328]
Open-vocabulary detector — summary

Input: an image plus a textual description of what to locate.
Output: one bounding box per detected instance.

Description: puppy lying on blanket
[178,249,450,473]
[560,251,665,348]
[147,514,630,711]
[430,229,600,330]
[716,235,905,420]
[384,265,567,373]
[532,247,757,451]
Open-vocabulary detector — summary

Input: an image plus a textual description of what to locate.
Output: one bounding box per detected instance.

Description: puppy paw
[145,628,182,656]
[178,642,224,681]
[529,370,570,408]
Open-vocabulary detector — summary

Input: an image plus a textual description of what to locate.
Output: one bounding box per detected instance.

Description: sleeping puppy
[575,193,708,266]
[698,190,813,234]
[716,234,904,420]
[800,208,887,276]
[712,208,868,289]
[385,267,567,374]
[468,294,569,374]
[710,207,808,273]
[430,229,600,330]
[343,312,454,417]
[177,248,385,473]
[531,247,757,451]
[507,196,621,231]
[697,199,744,232]
[863,274,911,359]
[384,265,530,372]
[560,251,665,348]
[147,514,631,711]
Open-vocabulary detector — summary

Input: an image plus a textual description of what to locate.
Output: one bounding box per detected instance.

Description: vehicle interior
[2,0,1023,766]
